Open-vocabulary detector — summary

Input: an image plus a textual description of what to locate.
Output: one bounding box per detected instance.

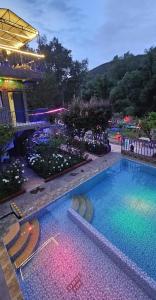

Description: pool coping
[68,208,156,300]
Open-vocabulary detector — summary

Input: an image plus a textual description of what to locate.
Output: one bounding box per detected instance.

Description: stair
[72,196,80,211]
[3,222,20,249]
[72,195,94,223]
[84,198,94,222]
[8,222,30,260]
[78,196,87,217]
[14,220,40,269]
[3,219,40,269]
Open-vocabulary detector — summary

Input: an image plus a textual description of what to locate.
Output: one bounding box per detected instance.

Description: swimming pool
[18,158,156,299]
[71,158,156,281]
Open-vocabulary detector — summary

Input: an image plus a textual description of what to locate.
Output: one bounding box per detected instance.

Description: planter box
[0,189,25,203]
[44,159,92,182]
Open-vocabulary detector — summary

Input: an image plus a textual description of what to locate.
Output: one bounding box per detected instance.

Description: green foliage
[121,128,139,139]
[140,112,156,140]
[63,99,111,135]
[0,125,13,158]
[28,37,88,108]
[0,160,25,200]
[87,47,156,117]
[82,75,113,101]
[110,70,144,116]
[27,149,83,179]
[85,141,110,155]
[28,73,59,109]
[35,136,66,155]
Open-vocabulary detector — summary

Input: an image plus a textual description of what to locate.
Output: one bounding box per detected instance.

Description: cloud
[91,0,156,63]
[4,0,156,68]
[48,0,84,21]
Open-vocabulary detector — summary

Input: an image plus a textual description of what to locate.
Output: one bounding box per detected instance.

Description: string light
[0,44,45,58]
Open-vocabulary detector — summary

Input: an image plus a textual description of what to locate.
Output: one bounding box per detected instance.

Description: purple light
[29,107,68,116]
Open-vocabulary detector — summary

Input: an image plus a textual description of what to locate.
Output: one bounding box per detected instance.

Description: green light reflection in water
[111,193,156,241]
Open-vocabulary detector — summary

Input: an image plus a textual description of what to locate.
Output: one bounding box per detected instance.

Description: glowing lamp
[28,225,33,232]
[124,116,132,124]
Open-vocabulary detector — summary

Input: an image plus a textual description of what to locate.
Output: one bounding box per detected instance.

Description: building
[0,8,46,131]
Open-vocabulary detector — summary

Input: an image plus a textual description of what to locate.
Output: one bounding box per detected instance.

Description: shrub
[0,125,13,160]
[85,140,111,155]
[63,99,112,136]
[27,151,84,179]
[0,160,25,200]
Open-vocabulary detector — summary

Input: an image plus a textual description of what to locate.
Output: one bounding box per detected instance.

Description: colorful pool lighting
[28,225,33,232]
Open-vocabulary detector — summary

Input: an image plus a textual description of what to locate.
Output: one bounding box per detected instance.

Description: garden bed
[68,139,111,156]
[0,189,25,204]
[0,160,26,204]
[45,158,92,182]
[27,144,88,180]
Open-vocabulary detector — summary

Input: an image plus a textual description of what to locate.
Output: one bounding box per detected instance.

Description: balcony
[0,64,44,81]
[0,108,50,131]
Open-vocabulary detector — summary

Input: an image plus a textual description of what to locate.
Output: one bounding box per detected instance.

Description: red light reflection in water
[36,235,83,288]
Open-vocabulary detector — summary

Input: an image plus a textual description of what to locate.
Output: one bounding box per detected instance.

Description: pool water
[18,158,156,299]
[75,158,156,280]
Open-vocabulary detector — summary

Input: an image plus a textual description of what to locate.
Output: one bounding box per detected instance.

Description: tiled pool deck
[0,144,153,299]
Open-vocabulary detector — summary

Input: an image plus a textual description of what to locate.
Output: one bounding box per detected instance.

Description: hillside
[89,54,146,78]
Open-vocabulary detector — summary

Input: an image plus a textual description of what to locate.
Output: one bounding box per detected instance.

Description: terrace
[0,64,44,81]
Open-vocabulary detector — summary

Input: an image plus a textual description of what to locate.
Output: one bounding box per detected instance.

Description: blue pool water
[73,158,156,280]
[18,158,156,299]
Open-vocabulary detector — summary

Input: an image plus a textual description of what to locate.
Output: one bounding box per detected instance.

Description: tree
[63,99,111,136]
[65,59,88,103]
[82,75,113,101]
[27,73,60,109]
[86,47,156,117]
[29,37,88,108]
[110,70,144,116]
[140,112,156,140]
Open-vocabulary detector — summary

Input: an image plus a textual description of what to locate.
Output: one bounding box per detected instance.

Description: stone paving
[23,165,44,192]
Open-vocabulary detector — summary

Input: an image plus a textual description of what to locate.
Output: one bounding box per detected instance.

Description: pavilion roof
[0,8,38,50]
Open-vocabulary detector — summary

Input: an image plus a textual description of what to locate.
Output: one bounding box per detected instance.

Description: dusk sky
[4,0,156,69]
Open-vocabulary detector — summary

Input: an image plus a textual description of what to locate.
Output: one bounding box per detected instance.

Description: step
[8,222,30,260]
[84,198,94,223]
[3,222,20,249]
[78,196,87,217]
[72,196,80,211]
[14,220,40,269]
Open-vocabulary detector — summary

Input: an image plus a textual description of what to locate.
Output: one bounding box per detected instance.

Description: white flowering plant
[0,160,25,200]
[67,135,111,155]
[85,140,111,155]
[27,149,84,179]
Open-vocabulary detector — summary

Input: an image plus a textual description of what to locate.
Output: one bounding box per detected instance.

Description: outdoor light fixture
[0,9,44,58]
[0,44,45,58]
[0,28,36,40]
[29,108,68,116]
